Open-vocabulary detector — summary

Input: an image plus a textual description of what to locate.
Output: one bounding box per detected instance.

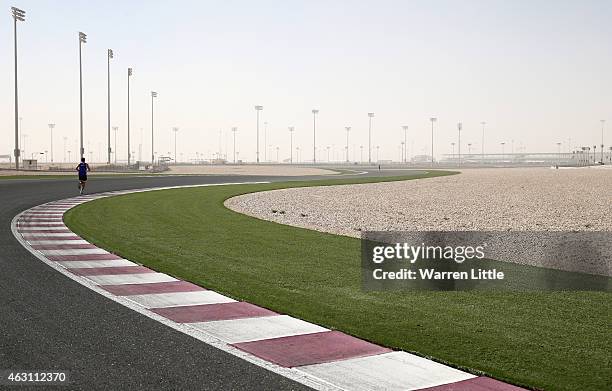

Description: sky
[1,0,611,163]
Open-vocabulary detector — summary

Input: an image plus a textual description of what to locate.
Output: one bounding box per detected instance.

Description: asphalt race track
[0,169,421,390]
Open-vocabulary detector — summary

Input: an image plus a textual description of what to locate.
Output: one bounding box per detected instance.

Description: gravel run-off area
[225,167,612,276]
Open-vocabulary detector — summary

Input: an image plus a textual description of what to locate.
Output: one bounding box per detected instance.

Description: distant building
[411,154,433,163]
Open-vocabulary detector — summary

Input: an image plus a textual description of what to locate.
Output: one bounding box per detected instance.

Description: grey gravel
[226,167,612,235]
[225,167,612,276]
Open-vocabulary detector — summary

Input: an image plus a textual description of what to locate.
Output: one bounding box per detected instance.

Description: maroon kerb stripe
[232,331,392,368]
[152,302,277,323]
[69,266,155,276]
[418,377,528,390]
[100,281,205,296]
[46,253,122,262]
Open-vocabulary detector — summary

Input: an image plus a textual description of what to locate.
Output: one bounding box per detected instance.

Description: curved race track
[0,169,416,390]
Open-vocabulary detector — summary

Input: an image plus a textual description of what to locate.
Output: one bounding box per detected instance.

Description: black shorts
[79,175,87,182]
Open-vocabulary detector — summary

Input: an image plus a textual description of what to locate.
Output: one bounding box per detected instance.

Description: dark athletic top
[77,162,90,178]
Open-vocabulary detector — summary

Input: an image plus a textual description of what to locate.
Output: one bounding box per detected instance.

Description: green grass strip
[64,171,611,391]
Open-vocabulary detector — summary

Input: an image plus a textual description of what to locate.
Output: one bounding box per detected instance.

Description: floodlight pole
[127,68,133,165]
[48,124,55,163]
[151,91,157,164]
[402,126,408,163]
[457,122,462,165]
[112,126,118,164]
[345,127,351,163]
[107,49,113,164]
[430,117,437,165]
[232,127,238,163]
[368,113,374,163]
[289,127,295,163]
[312,109,319,163]
[601,120,606,163]
[173,127,179,163]
[255,106,263,163]
[12,7,25,169]
[78,32,87,159]
[264,122,268,162]
[481,121,486,162]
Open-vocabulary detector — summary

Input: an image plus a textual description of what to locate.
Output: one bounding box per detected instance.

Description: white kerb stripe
[27,240,90,245]
[56,259,137,269]
[38,248,109,256]
[191,315,328,344]
[84,273,177,285]
[126,291,235,309]
[21,233,80,238]
[18,227,68,231]
[299,351,476,391]
[21,217,64,220]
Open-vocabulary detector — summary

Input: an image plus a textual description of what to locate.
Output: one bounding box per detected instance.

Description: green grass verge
[64,171,611,391]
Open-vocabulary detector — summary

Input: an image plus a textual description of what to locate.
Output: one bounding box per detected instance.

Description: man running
[76,158,90,195]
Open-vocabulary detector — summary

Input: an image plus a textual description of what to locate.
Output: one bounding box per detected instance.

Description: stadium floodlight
[11,7,26,169]
[11,7,25,21]
[429,117,437,165]
[78,32,87,159]
[288,127,295,164]
[312,109,319,163]
[255,106,263,163]
[107,49,114,164]
[345,127,351,162]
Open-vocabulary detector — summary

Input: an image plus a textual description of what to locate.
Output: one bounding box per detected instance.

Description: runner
[76,158,91,195]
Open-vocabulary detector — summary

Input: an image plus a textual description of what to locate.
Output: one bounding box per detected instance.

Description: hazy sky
[1,0,611,163]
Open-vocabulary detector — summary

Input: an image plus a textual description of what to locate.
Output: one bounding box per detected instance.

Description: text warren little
[373,268,505,280]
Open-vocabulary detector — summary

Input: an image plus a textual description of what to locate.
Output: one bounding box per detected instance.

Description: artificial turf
[64,171,611,391]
